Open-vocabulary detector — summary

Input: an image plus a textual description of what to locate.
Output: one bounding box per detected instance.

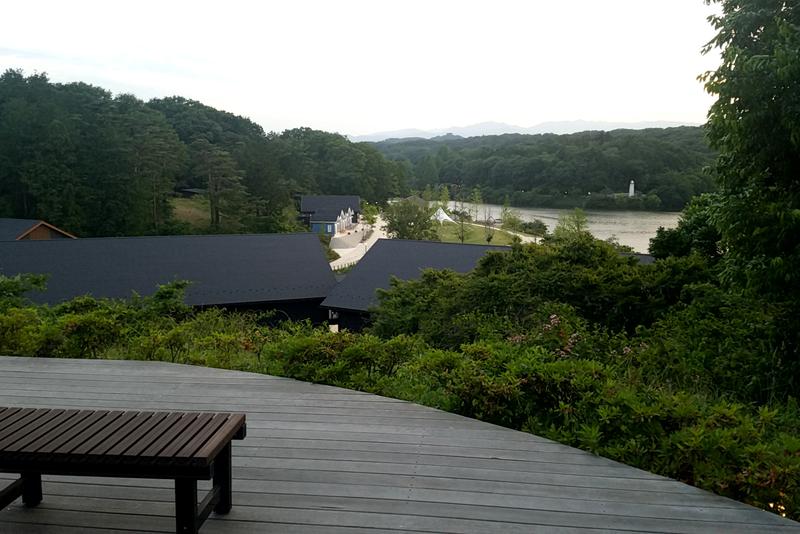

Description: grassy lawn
[171,196,210,231]
[436,222,517,245]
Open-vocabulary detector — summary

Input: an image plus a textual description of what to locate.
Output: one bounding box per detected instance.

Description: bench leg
[0,478,23,510]
[22,473,42,507]
[0,473,41,510]
[213,443,232,514]
[175,478,198,534]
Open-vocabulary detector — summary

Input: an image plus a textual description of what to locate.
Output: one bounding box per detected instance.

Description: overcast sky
[1,1,720,136]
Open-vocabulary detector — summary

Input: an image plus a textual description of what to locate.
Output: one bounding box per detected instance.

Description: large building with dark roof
[0,233,336,321]
[322,239,508,330]
[0,218,76,241]
[299,195,360,235]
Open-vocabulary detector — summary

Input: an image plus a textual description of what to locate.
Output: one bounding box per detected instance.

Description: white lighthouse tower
[628,180,635,198]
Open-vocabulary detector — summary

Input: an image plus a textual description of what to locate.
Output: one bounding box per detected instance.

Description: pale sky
[1,1,721,136]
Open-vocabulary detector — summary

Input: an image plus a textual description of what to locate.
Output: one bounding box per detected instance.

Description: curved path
[330,217,388,270]
[467,221,538,243]
[0,356,797,533]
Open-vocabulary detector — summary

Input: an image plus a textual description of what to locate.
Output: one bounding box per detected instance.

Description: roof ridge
[6,232,319,243]
[380,238,509,249]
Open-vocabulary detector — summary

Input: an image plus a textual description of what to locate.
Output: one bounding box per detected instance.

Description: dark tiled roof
[322,239,508,312]
[0,218,40,241]
[403,196,429,208]
[300,195,360,222]
[0,233,336,306]
[621,252,656,265]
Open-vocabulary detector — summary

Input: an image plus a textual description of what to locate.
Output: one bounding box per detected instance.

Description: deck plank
[0,355,797,533]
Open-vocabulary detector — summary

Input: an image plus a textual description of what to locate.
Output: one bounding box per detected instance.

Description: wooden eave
[16,221,77,240]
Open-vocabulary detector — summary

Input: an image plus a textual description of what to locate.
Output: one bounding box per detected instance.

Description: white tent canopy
[432,207,455,223]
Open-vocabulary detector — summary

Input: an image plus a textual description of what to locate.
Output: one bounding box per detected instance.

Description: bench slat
[0,408,30,433]
[41,411,120,454]
[70,410,141,455]
[175,413,229,459]
[140,412,201,458]
[0,408,21,426]
[123,412,184,457]
[0,409,65,450]
[105,412,169,456]
[0,409,50,439]
[35,410,104,454]
[17,410,93,453]
[158,413,215,458]
[195,414,246,461]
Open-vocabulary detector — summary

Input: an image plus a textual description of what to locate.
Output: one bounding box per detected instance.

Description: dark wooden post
[21,473,42,507]
[0,478,23,510]
[213,443,232,514]
[175,478,198,534]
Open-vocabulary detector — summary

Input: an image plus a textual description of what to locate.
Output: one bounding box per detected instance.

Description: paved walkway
[468,221,538,243]
[330,216,388,270]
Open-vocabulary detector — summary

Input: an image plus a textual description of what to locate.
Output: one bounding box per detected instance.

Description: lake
[448,202,681,253]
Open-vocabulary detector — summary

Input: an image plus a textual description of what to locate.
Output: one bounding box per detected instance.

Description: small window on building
[327,224,333,233]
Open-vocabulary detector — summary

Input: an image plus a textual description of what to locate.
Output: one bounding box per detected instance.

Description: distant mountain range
[350,120,700,142]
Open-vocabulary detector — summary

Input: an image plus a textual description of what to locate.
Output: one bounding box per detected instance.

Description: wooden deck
[0,356,797,533]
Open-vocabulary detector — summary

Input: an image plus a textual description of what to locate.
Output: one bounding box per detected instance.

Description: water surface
[448,202,681,253]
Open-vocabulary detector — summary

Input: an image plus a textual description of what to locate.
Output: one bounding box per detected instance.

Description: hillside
[0,70,409,237]
[352,119,697,142]
[374,126,715,211]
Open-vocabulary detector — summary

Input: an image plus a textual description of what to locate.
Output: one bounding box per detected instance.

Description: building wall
[203,298,330,324]
[333,309,369,332]
[311,222,335,235]
[21,226,71,240]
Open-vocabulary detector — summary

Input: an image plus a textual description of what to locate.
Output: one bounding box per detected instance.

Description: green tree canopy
[383,200,438,241]
[649,193,722,260]
[189,138,247,230]
[702,0,800,296]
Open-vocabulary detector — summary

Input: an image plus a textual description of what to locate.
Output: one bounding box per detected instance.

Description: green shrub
[0,274,47,312]
[0,307,45,356]
[637,285,799,403]
[57,309,123,359]
[163,323,191,363]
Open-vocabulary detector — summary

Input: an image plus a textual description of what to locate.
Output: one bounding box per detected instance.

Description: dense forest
[374,126,716,211]
[0,71,409,237]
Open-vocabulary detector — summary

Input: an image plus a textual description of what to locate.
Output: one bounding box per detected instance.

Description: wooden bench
[0,406,246,534]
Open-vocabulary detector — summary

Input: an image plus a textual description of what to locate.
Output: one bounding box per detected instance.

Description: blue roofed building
[299,195,360,235]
